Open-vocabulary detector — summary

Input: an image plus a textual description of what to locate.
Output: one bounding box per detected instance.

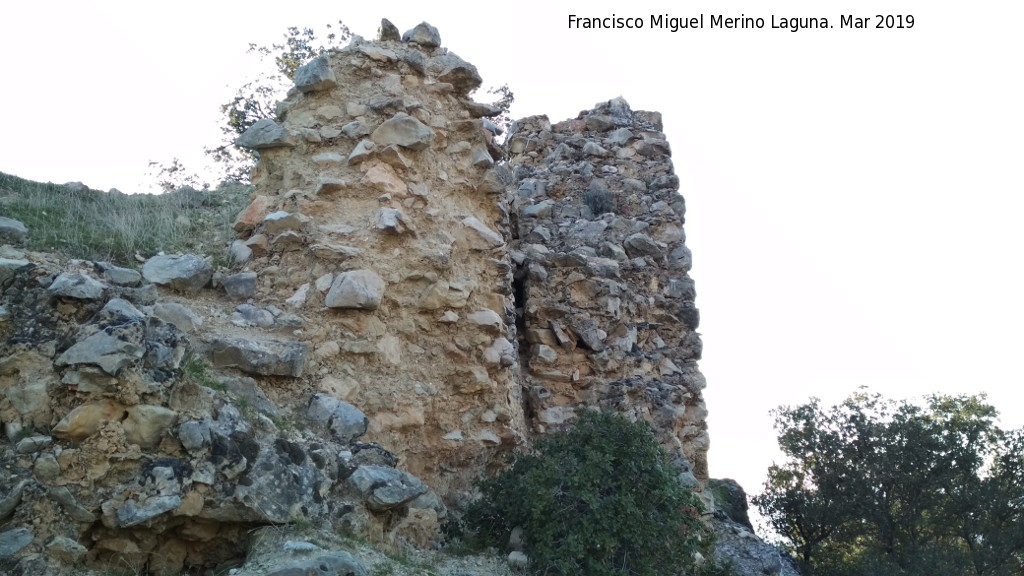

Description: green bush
[464,409,711,575]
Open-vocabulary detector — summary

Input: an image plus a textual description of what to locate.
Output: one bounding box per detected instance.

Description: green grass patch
[0,171,251,267]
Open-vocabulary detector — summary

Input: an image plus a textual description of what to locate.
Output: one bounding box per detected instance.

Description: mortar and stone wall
[504,100,709,481]
[230,21,529,496]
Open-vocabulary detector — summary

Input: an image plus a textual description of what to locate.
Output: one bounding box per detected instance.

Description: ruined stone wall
[504,100,709,480]
[231,22,527,495]
[0,19,711,576]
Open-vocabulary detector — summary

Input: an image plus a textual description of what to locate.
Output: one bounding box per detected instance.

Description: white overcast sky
[3,1,1023,522]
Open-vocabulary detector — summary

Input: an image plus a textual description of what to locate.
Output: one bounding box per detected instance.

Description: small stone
[623,233,664,259]
[223,271,257,299]
[460,217,504,250]
[15,435,52,454]
[46,536,88,564]
[347,140,376,164]
[468,309,502,330]
[51,401,127,441]
[315,274,334,292]
[606,127,634,146]
[96,262,142,286]
[0,216,28,246]
[294,55,337,93]
[236,119,293,150]
[325,270,385,310]
[371,112,436,151]
[123,405,177,448]
[232,304,275,328]
[0,527,34,557]
[207,338,309,377]
[47,273,104,299]
[402,22,441,48]
[377,18,400,42]
[142,254,213,293]
[262,211,310,235]
[375,208,407,234]
[508,551,529,569]
[233,195,275,234]
[312,152,344,164]
[34,454,60,483]
[229,240,253,264]
[152,302,202,333]
[349,466,428,511]
[286,283,310,308]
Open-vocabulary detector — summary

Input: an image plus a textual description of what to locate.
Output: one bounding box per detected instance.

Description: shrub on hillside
[463,409,715,576]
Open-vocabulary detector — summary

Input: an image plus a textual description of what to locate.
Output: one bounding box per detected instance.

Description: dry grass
[0,171,251,267]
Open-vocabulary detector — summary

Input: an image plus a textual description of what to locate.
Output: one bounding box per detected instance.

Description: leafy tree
[464,409,717,576]
[754,390,1024,576]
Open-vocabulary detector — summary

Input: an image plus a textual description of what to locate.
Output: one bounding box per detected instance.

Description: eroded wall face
[237,35,526,494]
[505,100,709,480]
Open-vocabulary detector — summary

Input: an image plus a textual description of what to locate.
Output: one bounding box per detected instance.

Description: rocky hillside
[0,19,797,576]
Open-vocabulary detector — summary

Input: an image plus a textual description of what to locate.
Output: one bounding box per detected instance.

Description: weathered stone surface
[262,211,311,235]
[152,301,202,333]
[142,254,213,293]
[55,320,146,376]
[347,139,375,164]
[15,435,52,454]
[375,208,407,234]
[263,551,369,576]
[51,400,126,441]
[236,118,293,150]
[0,216,28,245]
[101,267,141,290]
[0,527,33,557]
[117,495,182,527]
[223,440,329,523]
[223,271,257,299]
[234,195,276,234]
[371,112,436,151]
[294,55,337,93]
[123,405,177,448]
[47,272,104,299]
[0,257,31,289]
[325,270,385,310]
[0,481,27,520]
[46,536,88,564]
[713,516,799,576]
[623,233,664,258]
[402,22,441,48]
[460,217,504,250]
[349,465,428,511]
[428,52,482,95]
[307,394,368,443]
[207,338,309,377]
[377,18,400,42]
